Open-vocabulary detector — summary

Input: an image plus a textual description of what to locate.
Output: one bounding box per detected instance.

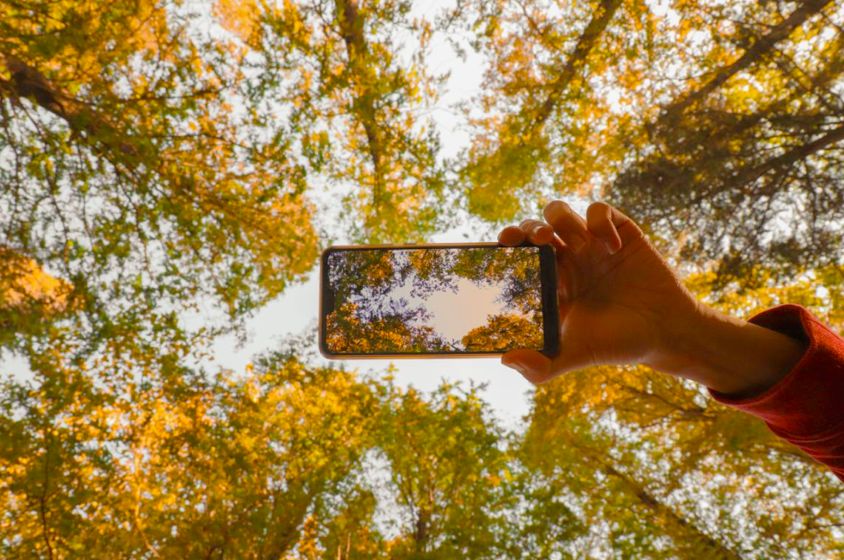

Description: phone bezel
[318,242,559,359]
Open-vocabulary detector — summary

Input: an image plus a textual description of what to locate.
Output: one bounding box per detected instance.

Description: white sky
[424,278,506,343]
[377,270,510,345]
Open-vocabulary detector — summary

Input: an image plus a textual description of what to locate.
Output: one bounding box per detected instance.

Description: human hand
[498,200,700,384]
[498,200,804,396]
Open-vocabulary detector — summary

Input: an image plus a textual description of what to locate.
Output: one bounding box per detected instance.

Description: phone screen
[320,244,557,356]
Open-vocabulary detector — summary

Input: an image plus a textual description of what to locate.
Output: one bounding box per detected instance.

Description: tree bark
[333,0,387,211]
[569,439,742,559]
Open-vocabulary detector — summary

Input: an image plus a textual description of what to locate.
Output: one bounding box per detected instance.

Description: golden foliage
[1,0,843,557]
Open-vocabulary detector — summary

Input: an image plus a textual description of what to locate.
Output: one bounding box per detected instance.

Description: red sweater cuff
[708,304,844,480]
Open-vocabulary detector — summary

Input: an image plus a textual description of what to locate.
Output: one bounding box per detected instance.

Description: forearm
[647,304,807,398]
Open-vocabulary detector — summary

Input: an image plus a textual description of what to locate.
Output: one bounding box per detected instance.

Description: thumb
[501,349,554,384]
[502,341,590,384]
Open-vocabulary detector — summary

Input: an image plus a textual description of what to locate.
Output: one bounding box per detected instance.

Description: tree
[451,246,544,318]
[374,381,514,559]
[453,0,646,220]
[2,1,844,557]
[614,0,844,282]
[326,301,451,353]
[456,0,844,279]
[218,0,449,243]
[0,0,318,357]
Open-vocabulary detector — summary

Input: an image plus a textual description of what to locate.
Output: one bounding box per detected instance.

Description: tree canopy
[1,0,842,557]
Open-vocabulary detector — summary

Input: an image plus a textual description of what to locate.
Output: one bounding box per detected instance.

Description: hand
[499,200,805,396]
[498,200,699,383]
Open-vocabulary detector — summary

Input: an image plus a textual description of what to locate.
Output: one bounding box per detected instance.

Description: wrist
[645,303,806,398]
[644,303,728,386]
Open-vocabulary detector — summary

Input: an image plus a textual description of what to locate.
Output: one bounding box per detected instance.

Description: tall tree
[454,0,651,220]
[614,0,844,281]
[458,0,844,279]
[217,0,449,243]
[0,0,318,355]
[2,2,843,558]
[374,381,515,559]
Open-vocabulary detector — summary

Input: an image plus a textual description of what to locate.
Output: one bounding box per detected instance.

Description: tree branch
[1,53,141,163]
[661,0,834,119]
[731,122,844,187]
[569,439,742,559]
[333,0,386,211]
[528,0,622,130]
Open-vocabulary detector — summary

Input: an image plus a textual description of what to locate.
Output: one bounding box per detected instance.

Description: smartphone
[319,242,559,358]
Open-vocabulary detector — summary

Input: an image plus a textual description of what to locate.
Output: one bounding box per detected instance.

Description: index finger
[498,225,526,246]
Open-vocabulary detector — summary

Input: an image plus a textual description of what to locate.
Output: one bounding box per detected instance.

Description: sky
[383,266,510,345]
[423,277,506,343]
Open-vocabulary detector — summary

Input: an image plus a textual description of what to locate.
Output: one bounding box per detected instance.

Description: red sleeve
[708,304,844,482]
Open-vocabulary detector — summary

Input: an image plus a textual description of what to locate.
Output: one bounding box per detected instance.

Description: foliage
[452,0,844,278]
[375,381,514,558]
[0,0,318,360]
[220,0,449,243]
[0,352,515,558]
[462,313,542,352]
[1,0,843,558]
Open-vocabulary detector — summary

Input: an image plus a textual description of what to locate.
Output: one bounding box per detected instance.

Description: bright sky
[384,270,510,344]
[424,278,506,343]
